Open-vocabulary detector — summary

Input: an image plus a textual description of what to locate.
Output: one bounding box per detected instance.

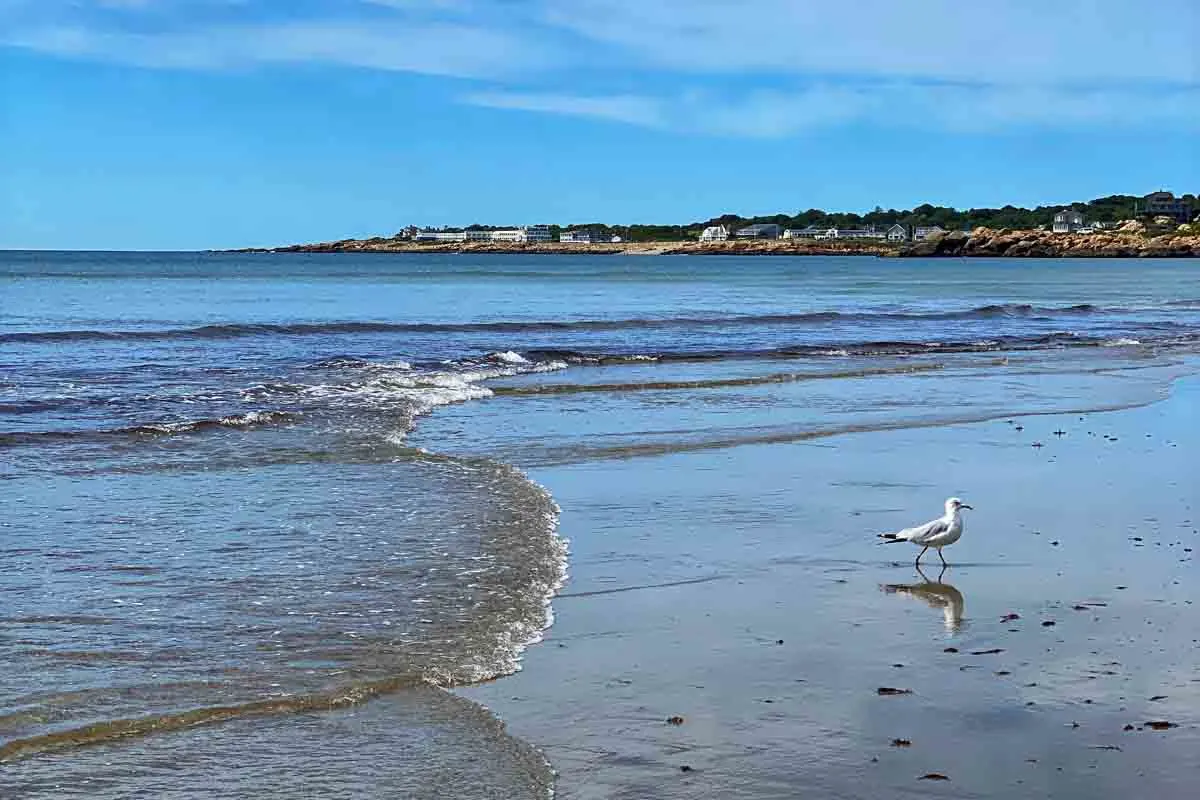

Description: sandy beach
[460,372,1200,798]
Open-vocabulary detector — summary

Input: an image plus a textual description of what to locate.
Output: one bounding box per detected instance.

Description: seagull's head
[946,497,973,513]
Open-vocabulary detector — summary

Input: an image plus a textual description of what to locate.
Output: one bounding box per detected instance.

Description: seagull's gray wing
[898,518,949,545]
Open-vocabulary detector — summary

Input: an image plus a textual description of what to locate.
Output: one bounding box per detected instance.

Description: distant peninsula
[233,191,1200,258]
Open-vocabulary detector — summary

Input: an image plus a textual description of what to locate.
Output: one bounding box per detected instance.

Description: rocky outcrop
[899,228,1200,258]
[231,238,898,257]
[233,227,1200,259]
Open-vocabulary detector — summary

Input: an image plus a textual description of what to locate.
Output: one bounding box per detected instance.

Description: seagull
[879,497,972,567]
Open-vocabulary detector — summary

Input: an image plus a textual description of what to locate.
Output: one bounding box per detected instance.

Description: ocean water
[2,251,1200,797]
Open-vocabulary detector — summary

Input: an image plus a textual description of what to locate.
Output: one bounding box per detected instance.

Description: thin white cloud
[463,83,1200,137]
[465,91,668,128]
[7,19,553,77]
[540,0,1200,85]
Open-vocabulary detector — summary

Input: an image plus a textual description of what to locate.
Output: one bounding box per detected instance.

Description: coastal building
[699,225,730,242]
[823,227,887,240]
[1052,209,1085,233]
[414,230,468,242]
[913,226,947,241]
[1142,191,1191,223]
[735,223,782,240]
[465,230,493,242]
[782,226,826,239]
[486,225,555,243]
[885,224,909,242]
[560,229,605,244]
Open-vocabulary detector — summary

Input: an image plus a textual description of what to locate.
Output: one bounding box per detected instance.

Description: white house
[699,225,730,242]
[1052,210,1085,233]
[885,224,909,242]
[465,230,492,241]
[913,225,947,241]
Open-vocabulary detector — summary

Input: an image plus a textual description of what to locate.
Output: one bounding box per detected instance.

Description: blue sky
[2,0,1197,250]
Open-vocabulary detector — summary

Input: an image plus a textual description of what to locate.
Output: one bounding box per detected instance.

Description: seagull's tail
[878,533,905,544]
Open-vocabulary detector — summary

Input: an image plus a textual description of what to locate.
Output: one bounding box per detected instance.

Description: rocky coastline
[232,227,1200,258]
[900,227,1200,258]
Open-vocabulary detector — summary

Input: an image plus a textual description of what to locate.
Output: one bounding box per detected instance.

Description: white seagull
[879,497,972,567]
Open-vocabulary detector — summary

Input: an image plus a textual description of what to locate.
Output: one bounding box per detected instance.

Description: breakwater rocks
[900,228,1200,258]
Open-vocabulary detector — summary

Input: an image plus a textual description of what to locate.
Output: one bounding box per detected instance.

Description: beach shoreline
[457,370,1200,799]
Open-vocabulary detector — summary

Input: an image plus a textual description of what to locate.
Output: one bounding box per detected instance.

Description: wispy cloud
[466,90,668,129]
[3,0,1197,134]
[539,0,1199,85]
[464,83,1200,137]
[1,1,556,77]
[9,20,550,77]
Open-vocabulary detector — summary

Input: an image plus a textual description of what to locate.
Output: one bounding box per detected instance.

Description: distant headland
[231,191,1200,258]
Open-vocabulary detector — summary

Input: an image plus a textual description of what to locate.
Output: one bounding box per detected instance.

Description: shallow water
[2,251,1200,796]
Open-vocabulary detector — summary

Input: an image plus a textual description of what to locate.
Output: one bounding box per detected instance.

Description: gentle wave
[522,331,1191,365]
[492,363,948,396]
[1,357,572,449]
[0,410,301,448]
[4,303,1190,344]
[0,455,567,766]
[0,677,425,763]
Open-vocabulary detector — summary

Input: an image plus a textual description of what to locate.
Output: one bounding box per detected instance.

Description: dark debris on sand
[1144,721,1177,730]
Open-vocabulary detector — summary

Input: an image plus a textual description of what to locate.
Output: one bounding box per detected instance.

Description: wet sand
[461,375,1200,798]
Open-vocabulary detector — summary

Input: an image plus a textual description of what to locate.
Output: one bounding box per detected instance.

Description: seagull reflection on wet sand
[883,565,965,633]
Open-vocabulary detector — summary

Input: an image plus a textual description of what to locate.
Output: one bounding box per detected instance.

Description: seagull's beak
[960,504,973,511]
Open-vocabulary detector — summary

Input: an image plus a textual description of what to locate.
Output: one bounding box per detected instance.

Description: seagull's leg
[938,548,948,567]
[915,546,928,568]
